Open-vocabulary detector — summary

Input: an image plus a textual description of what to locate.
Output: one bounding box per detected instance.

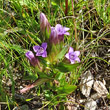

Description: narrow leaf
[55,62,80,72]
[58,84,77,94]
[56,46,68,60]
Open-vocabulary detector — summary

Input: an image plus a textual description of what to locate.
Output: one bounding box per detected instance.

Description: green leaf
[56,46,68,60]
[107,93,110,99]
[26,30,41,45]
[45,26,51,40]
[51,1,57,6]
[4,27,23,35]
[54,62,80,72]
[11,44,24,54]
[38,57,47,67]
[25,98,33,102]
[55,72,64,80]
[57,84,77,94]
[23,74,38,80]
[38,72,52,79]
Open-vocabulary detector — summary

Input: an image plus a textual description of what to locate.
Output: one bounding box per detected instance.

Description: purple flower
[25,51,39,67]
[65,47,80,64]
[40,13,50,33]
[33,43,47,57]
[49,27,58,44]
[49,24,70,44]
[55,24,70,36]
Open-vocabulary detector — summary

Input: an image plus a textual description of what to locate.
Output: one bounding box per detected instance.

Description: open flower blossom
[55,24,70,36]
[65,47,80,64]
[49,24,70,44]
[33,43,47,57]
[40,13,50,33]
[25,51,39,67]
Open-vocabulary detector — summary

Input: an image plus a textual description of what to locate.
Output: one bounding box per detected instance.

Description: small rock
[103,79,106,85]
[80,70,94,97]
[20,86,23,89]
[79,99,85,103]
[84,99,97,110]
[93,80,108,97]
[66,98,78,110]
[91,93,101,100]
[7,79,12,86]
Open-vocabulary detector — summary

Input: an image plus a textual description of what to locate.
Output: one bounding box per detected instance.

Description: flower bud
[25,51,39,67]
[49,27,59,44]
[40,13,50,34]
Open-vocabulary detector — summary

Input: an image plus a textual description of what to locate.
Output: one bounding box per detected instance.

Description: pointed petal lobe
[69,47,74,53]
[65,53,69,59]
[33,45,40,52]
[74,51,80,56]
[41,43,47,50]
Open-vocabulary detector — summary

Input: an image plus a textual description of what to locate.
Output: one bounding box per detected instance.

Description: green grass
[0,0,110,109]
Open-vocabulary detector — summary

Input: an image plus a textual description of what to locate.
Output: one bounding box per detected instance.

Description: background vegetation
[0,0,110,109]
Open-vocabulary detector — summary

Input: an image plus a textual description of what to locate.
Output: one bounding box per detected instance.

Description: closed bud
[40,13,50,34]
[49,27,59,44]
[25,51,40,67]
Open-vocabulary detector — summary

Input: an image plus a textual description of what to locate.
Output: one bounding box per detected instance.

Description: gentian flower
[55,24,70,36]
[40,13,50,33]
[33,43,47,57]
[65,47,80,64]
[49,24,70,44]
[25,51,39,67]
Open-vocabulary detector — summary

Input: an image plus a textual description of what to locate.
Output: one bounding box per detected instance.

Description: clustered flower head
[25,12,80,67]
[22,12,81,94]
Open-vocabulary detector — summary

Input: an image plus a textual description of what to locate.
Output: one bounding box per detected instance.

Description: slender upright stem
[71,0,78,44]
[65,0,68,15]
[48,0,50,16]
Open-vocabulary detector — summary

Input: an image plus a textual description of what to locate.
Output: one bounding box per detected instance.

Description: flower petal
[65,53,69,59]
[64,32,70,35]
[36,52,42,56]
[51,28,58,39]
[55,24,62,31]
[63,27,70,32]
[75,57,80,62]
[33,45,40,52]
[70,60,75,64]
[69,47,74,53]
[41,43,47,50]
[55,24,64,35]
[42,51,47,57]
[51,27,55,30]
[74,51,80,56]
